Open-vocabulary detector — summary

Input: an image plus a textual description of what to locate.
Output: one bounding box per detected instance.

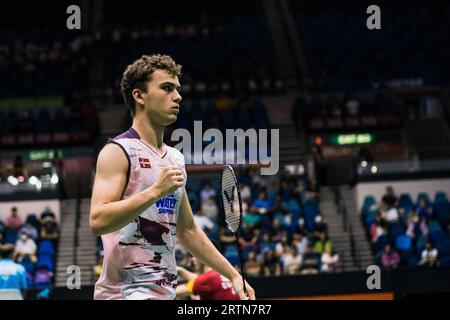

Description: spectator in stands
[261,248,282,276]
[193,210,215,238]
[34,266,54,289]
[380,203,399,223]
[244,251,262,277]
[40,214,60,244]
[269,193,289,221]
[419,241,438,267]
[382,186,398,208]
[275,233,290,257]
[292,231,308,256]
[313,232,332,255]
[416,199,434,221]
[300,244,321,275]
[313,215,328,238]
[406,213,421,239]
[200,181,216,204]
[219,225,236,251]
[321,246,340,273]
[239,181,252,203]
[201,195,219,220]
[271,219,287,243]
[238,221,259,254]
[259,233,275,254]
[252,190,271,215]
[281,245,302,275]
[252,190,271,229]
[243,201,261,229]
[13,231,37,263]
[0,243,27,299]
[5,207,23,230]
[18,216,39,242]
[370,216,386,243]
[381,244,400,269]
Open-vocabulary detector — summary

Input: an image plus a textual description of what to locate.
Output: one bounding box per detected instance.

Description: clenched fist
[152,165,184,199]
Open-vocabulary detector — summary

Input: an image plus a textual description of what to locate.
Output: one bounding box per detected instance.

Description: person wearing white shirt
[14,232,37,263]
[201,196,218,220]
[200,182,216,204]
[321,247,340,272]
[419,242,438,267]
[281,245,302,275]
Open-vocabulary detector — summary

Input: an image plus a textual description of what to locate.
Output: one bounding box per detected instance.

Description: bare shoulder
[96,142,129,175]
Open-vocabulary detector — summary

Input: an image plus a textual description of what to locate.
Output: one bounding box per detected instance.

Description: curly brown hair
[120,54,182,116]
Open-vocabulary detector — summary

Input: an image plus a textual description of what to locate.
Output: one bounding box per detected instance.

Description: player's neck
[132,116,165,151]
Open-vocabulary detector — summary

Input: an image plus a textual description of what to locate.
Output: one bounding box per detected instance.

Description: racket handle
[235,233,248,297]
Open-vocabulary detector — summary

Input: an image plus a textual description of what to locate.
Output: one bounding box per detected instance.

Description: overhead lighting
[50,174,59,184]
[29,176,38,185]
[7,176,19,186]
[371,165,378,174]
[42,162,52,168]
[361,161,368,168]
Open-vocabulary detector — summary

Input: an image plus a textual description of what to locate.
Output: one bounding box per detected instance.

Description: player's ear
[132,88,145,107]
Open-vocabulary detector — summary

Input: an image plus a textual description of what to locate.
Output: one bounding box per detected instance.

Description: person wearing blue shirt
[0,243,28,299]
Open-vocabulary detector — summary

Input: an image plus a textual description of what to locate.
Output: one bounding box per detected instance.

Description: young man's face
[141,69,182,126]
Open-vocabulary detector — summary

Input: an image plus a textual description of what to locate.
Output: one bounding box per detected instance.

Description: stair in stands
[339,185,375,270]
[319,187,357,272]
[55,200,77,287]
[76,198,98,286]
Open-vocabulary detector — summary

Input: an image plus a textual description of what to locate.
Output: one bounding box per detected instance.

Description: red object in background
[315,136,323,145]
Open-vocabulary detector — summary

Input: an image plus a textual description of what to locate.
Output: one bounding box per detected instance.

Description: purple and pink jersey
[94,127,186,300]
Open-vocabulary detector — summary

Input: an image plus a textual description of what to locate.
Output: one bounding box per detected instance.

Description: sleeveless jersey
[94,127,186,300]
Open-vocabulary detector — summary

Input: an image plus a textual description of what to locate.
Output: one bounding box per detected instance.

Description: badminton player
[89,54,255,300]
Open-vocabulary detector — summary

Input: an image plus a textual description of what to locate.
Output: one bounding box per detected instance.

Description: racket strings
[221,169,241,232]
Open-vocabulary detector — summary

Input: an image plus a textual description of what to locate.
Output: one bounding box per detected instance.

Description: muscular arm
[176,190,255,299]
[89,143,183,235]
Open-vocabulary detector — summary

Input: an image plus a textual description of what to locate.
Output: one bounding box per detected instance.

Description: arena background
[1,0,450,300]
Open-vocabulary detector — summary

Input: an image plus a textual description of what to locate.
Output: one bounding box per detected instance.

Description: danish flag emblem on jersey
[139,157,151,169]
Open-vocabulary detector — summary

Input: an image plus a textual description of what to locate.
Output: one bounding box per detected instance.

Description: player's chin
[163,115,178,126]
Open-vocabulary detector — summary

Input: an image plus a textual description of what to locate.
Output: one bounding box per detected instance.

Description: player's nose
[173,90,182,104]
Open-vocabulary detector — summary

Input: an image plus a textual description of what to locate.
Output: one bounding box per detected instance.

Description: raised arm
[89,143,184,235]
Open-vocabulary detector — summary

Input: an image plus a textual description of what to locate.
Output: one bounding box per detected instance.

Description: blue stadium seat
[38,240,55,258]
[428,230,447,247]
[4,228,19,244]
[399,193,413,209]
[434,192,448,203]
[416,192,430,205]
[395,235,412,251]
[37,255,54,272]
[362,195,376,215]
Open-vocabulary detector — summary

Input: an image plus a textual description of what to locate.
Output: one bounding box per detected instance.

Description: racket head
[221,165,243,233]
